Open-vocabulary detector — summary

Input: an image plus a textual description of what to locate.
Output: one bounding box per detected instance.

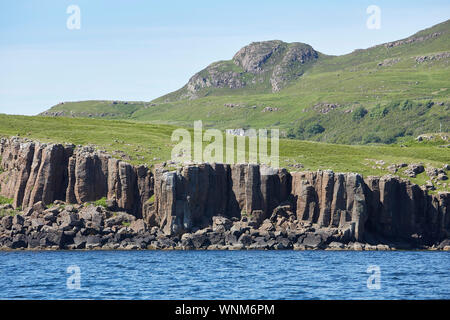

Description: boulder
[58,211,81,230]
[86,235,102,248]
[11,234,27,249]
[301,232,323,249]
[212,216,233,231]
[73,233,87,249]
[191,231,209,249]
[1,216,13,230]
[238,233,253,246]
[32,201,46,214]
[130,219,147,234]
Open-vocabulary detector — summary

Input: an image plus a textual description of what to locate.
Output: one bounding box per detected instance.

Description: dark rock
[73,234,87,249]
[301,232,323,249]
[208,231,225,245]
[12,215,24,226]
[405,164,425,177]
[191,232,209,249]
[253,237,268,248]
[105,212,135,228]
[225,232,238,245]
[27,231,45,248]
[32,201,47,214]
[58,211,81,230]
[130,219,147,234]
[212,216,233,231]
[86,235,102,248]
[106,199,118,211]
[11,234,27,249]
[40,228,63,248]
[238,233,253,246]
[1,216,13,230]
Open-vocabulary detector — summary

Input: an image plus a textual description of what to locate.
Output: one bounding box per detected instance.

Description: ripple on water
[0,251,449,299]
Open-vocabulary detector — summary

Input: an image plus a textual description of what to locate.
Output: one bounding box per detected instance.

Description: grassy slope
[42,100,148,119]
[42,20,450,145]
[0,114,448,192]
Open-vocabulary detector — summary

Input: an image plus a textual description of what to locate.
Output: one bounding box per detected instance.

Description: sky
[0,0,449,115]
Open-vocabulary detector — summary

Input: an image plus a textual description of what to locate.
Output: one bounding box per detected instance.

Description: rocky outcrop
[1,201,448,251]
[1,137,449,249]
[0,202,151,250]
[147,164,449,246]
[383,32,443,48]
[180,40,319,99]
[0,138,153,217]
[291,171,367,241]
[364,175,450,245]
[147,164,290,236]
[0,139,73,209]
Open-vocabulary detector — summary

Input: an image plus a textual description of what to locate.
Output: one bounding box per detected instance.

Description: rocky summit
[176,40,319,99]
[0,137,449,251]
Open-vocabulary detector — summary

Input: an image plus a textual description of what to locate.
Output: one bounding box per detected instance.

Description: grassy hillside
[41,100,148,119]
[0,114,448,192]
[42,19,450,144]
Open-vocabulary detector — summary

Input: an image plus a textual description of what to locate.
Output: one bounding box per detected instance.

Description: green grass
[0,114,448,192]
[0,195,13,205]
[146,194,155,204]
[93,197,107,208]
[0,209,20,218]
[0,114,178,166]
[41,20,450,144]
[42,100,147,119]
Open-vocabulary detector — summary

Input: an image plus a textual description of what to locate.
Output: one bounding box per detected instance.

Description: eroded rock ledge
[0,137,448,250]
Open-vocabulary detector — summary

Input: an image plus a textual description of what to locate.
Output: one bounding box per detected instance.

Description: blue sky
[0,0,449,115]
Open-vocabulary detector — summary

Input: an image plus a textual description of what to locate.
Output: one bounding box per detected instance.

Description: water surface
[0,251,448,299]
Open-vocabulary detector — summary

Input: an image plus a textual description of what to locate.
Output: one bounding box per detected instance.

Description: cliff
[0,137,153,218]
[1,137,449,248]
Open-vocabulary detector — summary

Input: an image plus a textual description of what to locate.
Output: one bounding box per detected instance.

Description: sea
[0,250,448,300]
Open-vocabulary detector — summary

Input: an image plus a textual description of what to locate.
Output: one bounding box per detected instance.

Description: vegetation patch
[93,197,107,208]
[0,196,13,205]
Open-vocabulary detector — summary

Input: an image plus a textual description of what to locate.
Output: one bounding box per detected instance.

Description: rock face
[0,138,153,217]
[180,40,319,99]
[291,171,367,241]
[1,137,449,248]
[147,164,449,246]
[147,164,290,236]
[364,175,450,244]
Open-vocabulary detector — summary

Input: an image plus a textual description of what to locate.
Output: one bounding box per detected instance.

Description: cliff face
[148,163,290,235]
[150,164,449,245]
[291,171,367,241]
[364,175,449,244]
[0,138,153,218]
[1,137,448,246]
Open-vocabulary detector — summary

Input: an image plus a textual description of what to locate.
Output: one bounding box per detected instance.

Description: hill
[41,19,450,144]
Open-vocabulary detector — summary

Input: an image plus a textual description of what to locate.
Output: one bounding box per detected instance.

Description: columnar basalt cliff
[0,137,449,250]
[0,137,153,218]
[147,164,291,236]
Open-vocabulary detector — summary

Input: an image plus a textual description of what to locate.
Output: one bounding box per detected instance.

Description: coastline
[1,202,449,252]
[1,137,449,252]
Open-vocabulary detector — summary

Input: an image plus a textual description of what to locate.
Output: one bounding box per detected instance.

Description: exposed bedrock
[1,137,449,246]
[291,171,367,241]
[0,138,153,218]
[147,163,290,235]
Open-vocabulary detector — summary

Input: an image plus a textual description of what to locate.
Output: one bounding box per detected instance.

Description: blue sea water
[0,250,448,300]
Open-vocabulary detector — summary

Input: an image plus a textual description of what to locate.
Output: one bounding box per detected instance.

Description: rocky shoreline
[0,137,449,251]
[1,201,449,251]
